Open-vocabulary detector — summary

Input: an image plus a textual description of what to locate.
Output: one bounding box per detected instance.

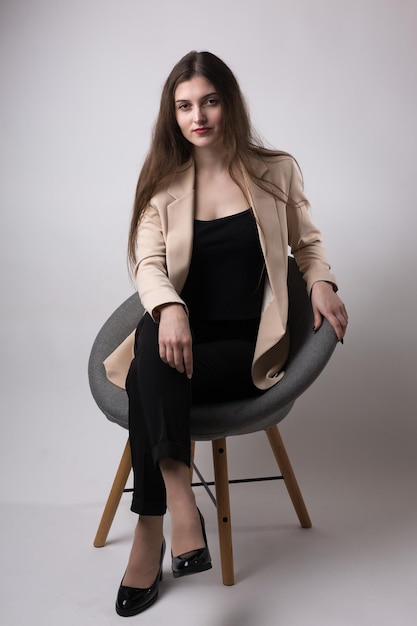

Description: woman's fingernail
[340,338,344,345]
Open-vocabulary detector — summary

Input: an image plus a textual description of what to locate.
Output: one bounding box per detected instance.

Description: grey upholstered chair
[88,257,338,585]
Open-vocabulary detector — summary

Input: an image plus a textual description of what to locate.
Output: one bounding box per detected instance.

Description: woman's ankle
[169,504,204,557]
[122,516,164,588]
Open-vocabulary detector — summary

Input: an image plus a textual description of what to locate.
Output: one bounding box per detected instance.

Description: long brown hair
[128,50,290,268]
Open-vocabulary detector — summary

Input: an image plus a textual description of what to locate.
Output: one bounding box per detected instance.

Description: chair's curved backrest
[89,294,142,427]
[88,258,338,439]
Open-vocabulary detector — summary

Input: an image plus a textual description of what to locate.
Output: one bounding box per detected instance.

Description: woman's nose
[194,107,206,124]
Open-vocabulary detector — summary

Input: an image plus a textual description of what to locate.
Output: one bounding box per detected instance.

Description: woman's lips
[193,128,211,135]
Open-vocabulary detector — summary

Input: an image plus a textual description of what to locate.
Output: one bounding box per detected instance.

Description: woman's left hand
[311,281,348,342]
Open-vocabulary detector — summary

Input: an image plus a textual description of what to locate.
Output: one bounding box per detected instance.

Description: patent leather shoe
[171,509,212,578]
[115,539,165,617]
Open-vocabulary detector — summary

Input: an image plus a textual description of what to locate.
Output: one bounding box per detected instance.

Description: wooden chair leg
[212,438,234,585]
[94,438,132,547]
[265,425,312,529]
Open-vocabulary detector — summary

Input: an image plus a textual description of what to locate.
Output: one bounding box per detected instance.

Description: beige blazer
[104,154,337,390]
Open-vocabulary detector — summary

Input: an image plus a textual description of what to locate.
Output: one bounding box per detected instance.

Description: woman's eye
[178,103,190,110]
[206,98,218,106]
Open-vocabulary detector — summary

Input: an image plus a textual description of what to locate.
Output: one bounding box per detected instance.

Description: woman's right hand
[157,304,193,379]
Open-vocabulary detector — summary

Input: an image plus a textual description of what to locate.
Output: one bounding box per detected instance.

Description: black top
[181,209,265,322]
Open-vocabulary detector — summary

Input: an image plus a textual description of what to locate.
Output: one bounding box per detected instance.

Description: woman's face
[174,76,223,150]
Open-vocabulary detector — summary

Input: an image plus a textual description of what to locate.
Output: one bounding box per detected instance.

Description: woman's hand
[311,281,348,342]
[157,304,193,378]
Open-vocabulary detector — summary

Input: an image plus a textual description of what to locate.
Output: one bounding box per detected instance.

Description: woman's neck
[193,145,229,174]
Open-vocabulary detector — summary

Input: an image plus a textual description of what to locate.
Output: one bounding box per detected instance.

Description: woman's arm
[135,205,193,375]
[285,159,348,341]
[135,204,187,321]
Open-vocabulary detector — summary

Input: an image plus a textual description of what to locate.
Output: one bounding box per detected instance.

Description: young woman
[111,50,348,616]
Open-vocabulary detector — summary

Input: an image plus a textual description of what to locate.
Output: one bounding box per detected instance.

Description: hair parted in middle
[128,50,290,267]
[154,50,255,165]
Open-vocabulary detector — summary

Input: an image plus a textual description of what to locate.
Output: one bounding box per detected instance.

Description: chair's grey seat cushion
[88,258,337,440]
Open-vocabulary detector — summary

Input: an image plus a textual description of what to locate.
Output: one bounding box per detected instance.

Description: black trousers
[126,313,261,515]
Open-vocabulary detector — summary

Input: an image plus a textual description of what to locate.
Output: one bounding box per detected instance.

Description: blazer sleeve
[134,203,187,320]
[285,159,338,293]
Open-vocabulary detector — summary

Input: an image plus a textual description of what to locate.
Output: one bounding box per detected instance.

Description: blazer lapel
[246,159,288,313]
[165,162,195,294]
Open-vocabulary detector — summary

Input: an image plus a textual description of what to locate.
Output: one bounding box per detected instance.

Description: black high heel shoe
[115,539,166,617]
[171,509,212,578]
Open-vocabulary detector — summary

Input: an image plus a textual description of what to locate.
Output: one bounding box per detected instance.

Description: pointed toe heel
[171,510,212,578]
[115,539,165,617]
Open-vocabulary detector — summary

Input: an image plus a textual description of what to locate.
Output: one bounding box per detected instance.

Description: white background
[1,2,417,622]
